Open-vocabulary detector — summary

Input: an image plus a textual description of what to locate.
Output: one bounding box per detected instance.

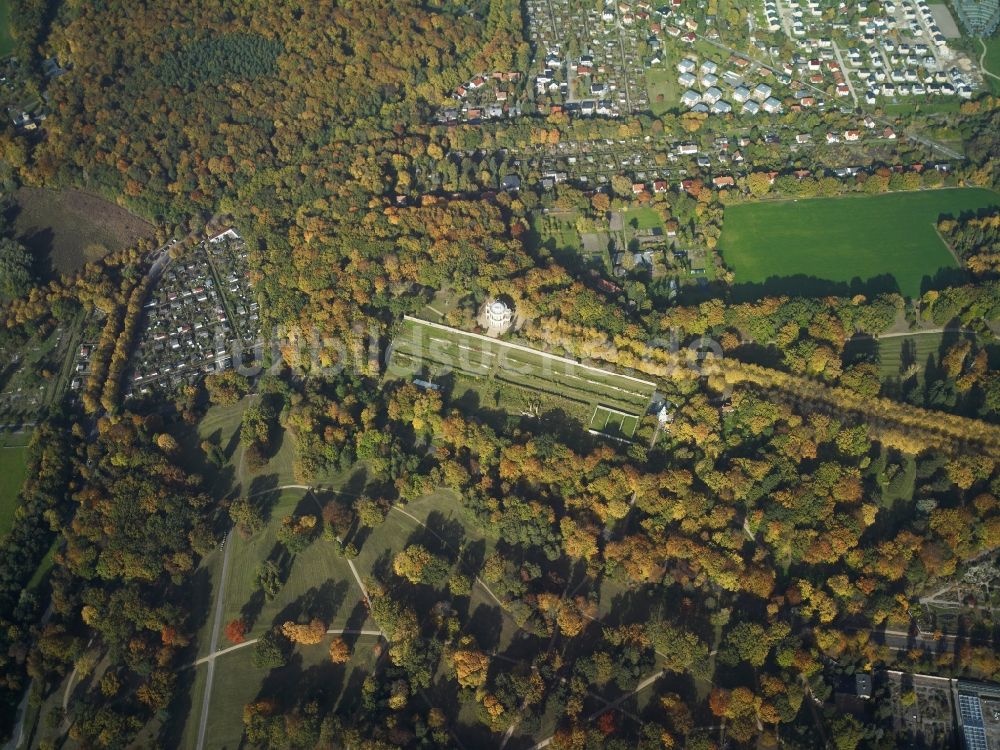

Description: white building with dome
[480,298,514,335]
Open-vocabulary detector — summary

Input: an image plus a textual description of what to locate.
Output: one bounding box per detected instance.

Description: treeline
[100,274,155,411]
[939,210,1000,275]
[518,316,1000,456]
[81,304,123,414]
[0,419,71,737]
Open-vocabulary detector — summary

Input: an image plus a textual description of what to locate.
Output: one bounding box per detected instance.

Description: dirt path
[190,628,382,667]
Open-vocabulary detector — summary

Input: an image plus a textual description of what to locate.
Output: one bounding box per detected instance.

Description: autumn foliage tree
[281,619,327,646]
[328,637,351,664]
[225,619,247,645]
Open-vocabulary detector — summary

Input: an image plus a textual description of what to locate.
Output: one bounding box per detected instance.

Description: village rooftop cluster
[124,230,259,399]
[767,0,981,106]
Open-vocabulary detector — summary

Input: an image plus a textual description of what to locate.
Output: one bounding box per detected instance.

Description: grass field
[646,66,680,117]
[0,0,13,57]
[718,189,1000,298]
[177,486,487,749]
[215,488,370,650]
[623,206,665,231]
[526,211,583,258]
[391,317,656,420]
[981,35,1000,96]
[0,431,29,538]
[8,187,154,279]
[193,635,379,749]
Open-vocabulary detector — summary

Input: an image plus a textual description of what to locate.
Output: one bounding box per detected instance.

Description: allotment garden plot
[390,316,655,431]
[589,404,640,438]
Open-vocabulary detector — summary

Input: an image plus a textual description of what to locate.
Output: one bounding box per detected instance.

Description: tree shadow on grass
[342,601,372,648]
[248,474,280,521]
[406,510,466,559]
[272,579,349,630]
[920,266,970,295]
[159,656,198,749]
[19,227,56,281]
[369,547,394,583]
[729,273,901,303]
[843,333,879,367]
[534,408,596,453]
[242,589,266,631]
[460,539,487,580]
[341,466,368,500]
[466,603,503,651]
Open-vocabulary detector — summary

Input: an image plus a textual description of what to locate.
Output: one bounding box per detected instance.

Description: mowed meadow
[718,188,1000,298]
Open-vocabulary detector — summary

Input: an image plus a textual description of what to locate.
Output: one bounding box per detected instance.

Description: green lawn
[718,189,1000,298]
[589,406,639,437]
[646,65,680,117]
[216,489,368,647]
[177,487,484,748]
[623,206,665,231]
[0,434,30,538]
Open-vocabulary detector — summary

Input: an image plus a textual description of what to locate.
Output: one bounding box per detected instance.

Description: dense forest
[0,0,998,747]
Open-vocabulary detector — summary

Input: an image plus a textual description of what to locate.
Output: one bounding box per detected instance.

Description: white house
[678,58,697,74]
[702,86,723,104]
[681,89,702,107]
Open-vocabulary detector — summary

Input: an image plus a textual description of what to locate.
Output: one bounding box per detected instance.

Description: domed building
[480,298,514,335]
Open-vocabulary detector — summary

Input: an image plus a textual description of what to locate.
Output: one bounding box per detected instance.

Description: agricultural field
[718,189,1000,298]
[0,430,29,538]
[389,316,656,421]
[8,187,154,278]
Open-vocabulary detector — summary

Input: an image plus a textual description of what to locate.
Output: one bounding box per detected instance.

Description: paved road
[832,41,858,107]
[195,529,233,750]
